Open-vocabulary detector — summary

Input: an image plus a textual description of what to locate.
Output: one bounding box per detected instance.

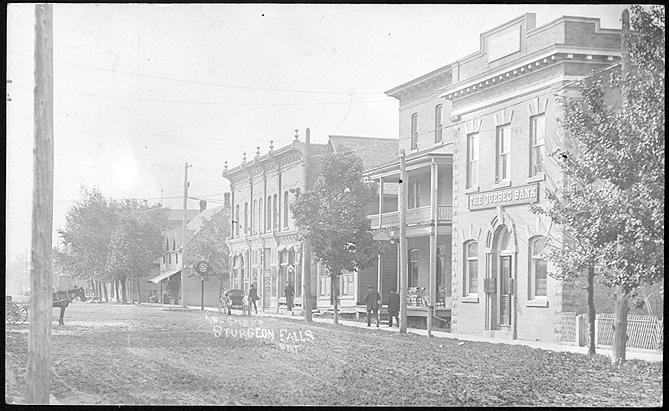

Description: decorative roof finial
[243,152,247,162]
[269,140,274,152]
[294,129,299,141]
[224,161,228,171]
[256,146,260,157]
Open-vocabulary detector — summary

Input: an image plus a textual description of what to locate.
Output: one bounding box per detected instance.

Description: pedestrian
[388,289,400,327]
[248,283,259,314]
[284,282,295,311]
[363,286,381,327]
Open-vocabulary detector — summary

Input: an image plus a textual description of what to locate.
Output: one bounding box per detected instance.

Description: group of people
[362,286,401,328]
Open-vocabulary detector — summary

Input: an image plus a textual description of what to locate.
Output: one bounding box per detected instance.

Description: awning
[149,269,181,284]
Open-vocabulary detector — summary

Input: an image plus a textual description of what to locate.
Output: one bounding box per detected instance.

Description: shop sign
[468,184,539,210]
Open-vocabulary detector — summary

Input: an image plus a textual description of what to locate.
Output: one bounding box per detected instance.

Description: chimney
[199,200,207,213]
[224,192,231,208]
[305,127,310,145]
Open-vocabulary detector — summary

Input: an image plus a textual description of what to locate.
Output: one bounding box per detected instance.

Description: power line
[8,84,392,106]
[8,51,385,95]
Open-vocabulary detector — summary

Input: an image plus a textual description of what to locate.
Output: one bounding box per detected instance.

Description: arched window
[235,205,240,237]
[284,191,289,228]
[258,198,263,234]
[409,249,419,287]
[252,200,256,234]
[172,238,176,251]
[244,202,248,234]
[464,241,478,295]
[176,252,178,265]
[166,238,169,251]
[266,195,272,232]
[529,236,547,298]
[273,194,278,229]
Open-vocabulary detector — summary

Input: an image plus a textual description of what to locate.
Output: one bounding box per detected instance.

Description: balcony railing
[368,205,452,229]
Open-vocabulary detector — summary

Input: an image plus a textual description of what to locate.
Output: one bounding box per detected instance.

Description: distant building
[150,200,230,305]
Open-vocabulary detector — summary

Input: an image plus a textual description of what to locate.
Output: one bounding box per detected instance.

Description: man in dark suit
[388,289,400,327]
[363,286,381,327]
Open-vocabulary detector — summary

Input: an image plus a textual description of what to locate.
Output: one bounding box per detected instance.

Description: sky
[5,3,629,262]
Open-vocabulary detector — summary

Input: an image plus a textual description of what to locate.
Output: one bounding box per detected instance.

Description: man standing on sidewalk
[284,282,295,311]
[363,286,381,327]
[388,289,400,327]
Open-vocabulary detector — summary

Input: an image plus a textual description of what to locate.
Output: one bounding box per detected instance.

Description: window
[166,239,169,251]
[496,125,511,183]
[529,236,548,298]
[258,199,263,234]
[252,200,257,234]
[283,191,289,228]
[235,205,240,237]
[319,265,329,297]
[265,196,272,232]
[530,114,546,176]
[464,241,478,295]
[175,252,178,264]
[466,133,479,188]
[408,181,420,209]
[273,194,278,229]
[340,271,354,296]
[409,249,419,287]
[244,202,248,234]
[172,238,176,251]
[168,253,171,264]
[410,113,418,150]
[435,104,443,143]
[162,255,165,264]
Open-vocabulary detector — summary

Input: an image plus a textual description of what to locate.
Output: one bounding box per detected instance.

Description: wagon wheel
[6,306,18,325]
[17,306,28,324]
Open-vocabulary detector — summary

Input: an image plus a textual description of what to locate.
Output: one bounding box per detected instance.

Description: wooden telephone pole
[26,3,54,404]
[399,150,408,334]
[181,162,191,307]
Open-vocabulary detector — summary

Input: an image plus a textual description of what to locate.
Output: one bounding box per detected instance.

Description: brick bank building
[365,13,631,343]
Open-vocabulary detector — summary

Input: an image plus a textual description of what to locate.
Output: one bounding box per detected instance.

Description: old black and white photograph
[5,3,664,406]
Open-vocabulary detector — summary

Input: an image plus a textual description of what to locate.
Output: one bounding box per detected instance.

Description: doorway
[491,225,514,330]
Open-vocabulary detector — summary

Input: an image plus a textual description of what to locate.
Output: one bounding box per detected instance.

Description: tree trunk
[102,281,108,302]
[114,280,120,303]
[121,278,127,304]
[611,286,630,364]
[136,277,141,304]
[332,275,339,325]
[586,266,597,357]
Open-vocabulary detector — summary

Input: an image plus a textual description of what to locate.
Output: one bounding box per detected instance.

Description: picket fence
[560,312,663,351]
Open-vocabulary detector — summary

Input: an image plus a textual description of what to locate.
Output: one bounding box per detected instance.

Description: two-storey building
[366,13,625,342]
[222,130,397,312]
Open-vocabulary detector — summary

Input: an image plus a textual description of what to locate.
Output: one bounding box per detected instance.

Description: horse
[53,287,87,325]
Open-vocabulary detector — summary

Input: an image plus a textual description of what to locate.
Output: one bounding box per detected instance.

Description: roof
[327,135,398,170]
[167,209,200,223]
[186,205,228,232]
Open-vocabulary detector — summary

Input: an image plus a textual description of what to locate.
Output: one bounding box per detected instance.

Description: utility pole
[399,150,408,334]
[181,162,191,307]
[303,127,313,322]
[26,3,53,404]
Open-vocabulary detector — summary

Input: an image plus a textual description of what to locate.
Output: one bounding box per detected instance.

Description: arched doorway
[491,225,515,329]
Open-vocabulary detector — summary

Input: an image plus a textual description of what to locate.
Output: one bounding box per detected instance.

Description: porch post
[377,177,384,301]
[428,160,438,337]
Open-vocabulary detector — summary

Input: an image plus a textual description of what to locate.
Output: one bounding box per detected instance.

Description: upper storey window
[434,104,443,143]
[410,113,418,150]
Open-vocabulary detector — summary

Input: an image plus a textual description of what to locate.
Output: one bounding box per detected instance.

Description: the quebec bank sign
[468,184,539,210]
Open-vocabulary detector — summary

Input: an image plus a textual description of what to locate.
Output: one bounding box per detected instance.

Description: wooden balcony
[368,205,452,229]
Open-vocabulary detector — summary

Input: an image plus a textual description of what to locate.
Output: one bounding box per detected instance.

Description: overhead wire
[7,51,386,95]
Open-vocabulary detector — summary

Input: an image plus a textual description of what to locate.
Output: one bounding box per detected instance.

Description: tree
[56,187,120,300]
[532,181,623,357]
[108,203,166,304]
[187,206,231,300]
[291,149,379,324]
[536,6,664,363]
